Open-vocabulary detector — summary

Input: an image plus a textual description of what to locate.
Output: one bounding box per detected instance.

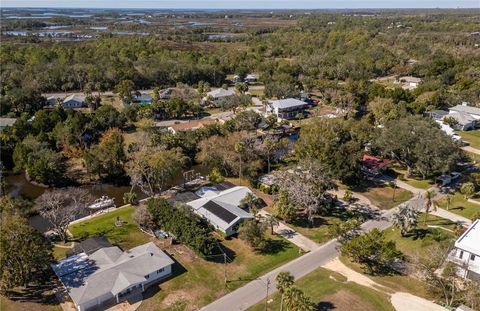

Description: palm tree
[276,272,294,311]
[240,192,262,217]
[424,190,437,224]
[234,141,245,180]
[264,214,280,235]
[446,194,452,211]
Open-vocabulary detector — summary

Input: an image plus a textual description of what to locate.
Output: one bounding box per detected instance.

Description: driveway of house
[391,293,446,311]
[257,210,319,252]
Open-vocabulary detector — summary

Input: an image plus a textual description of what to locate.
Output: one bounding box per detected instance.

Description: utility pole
[264,278,270,311]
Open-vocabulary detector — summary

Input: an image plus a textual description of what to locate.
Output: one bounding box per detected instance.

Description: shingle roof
[449,105,480,116]
[0,118,17,128]
[449,111,476,125]
[63,94,86,103]
[52,242,174,306]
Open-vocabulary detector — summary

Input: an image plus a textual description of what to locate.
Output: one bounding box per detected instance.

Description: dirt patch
[318,289,380,311]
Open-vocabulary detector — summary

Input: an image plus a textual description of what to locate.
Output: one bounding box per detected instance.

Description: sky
[2,0,479,9]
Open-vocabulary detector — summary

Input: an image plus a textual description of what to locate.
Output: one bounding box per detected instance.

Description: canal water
[5,164,209,232]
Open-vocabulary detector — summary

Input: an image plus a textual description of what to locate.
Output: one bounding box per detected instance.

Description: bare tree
[133,204,153,229]
[36,188,92,242]
[273,161,336,226]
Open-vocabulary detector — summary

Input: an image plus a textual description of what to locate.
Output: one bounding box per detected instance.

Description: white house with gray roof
[204,88,235,105]
[448,219,480,282]
[63,94,85,109]
[267,98,309,120]
[186,186,254,237]
[52,242,174,311]
[447,103,480,130]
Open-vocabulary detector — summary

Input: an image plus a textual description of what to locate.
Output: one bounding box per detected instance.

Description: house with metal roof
[447,219,480,282]
[204,88,235,105]
[63,94,85,109]
[52,242,174,311]
[267,98,309,120]
[447,103,480,130]
[186,186,254,237]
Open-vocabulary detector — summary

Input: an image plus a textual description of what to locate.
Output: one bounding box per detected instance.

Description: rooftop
[269,98,308,110]
[52,242,174,306]
[0,117,17,128]
[207,88,235,98]
[449,104,480,116]
[455,219,480,256]
[64,94,86,103]
[361,154,393,169]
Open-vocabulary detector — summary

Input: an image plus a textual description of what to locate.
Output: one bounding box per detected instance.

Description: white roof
[52,242,173,306]
[455,219,480,255]
[186,186,254,232]
[0,118,17,127]
[449,111,476,125]
[269,98,308,110]
[207,88,234,98]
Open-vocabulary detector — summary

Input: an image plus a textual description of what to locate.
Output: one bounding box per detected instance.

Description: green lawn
[354,182,413,210]
[435,192,480,220]
[382,213,455,258]
[248,268,394,311]
[390,166,434,190]
[457,130,480,149]
[69,205,301,310]
[289,216,342,244]
[69,206,150,250]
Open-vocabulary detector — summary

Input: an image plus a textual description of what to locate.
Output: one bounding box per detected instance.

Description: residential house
[447,103,480,130]
[266,98,309,120]
[63,94,85,109]
[426,109,449,121]
[46,96,58,106]
[232,75,242,83]
[66,236,113,257]
[448,219,480,282]
[132,93,152,105]
[52,242,174,311]
[186,186,255,237]
[204,88,235,105]
[395,76,422,89]
[0,118,17,132]
[360,154,393,177]
[167,119,219,134]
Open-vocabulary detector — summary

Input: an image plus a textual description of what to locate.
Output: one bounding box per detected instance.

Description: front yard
[68,205,301,310]
[248,267,395,311]
[353,181,413,210]
[435,192,480,220]
[457,130,480,149]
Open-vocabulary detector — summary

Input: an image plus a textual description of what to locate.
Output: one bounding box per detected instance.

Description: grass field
[389,166,434,190]
[457,130,480,149]
[69,206,151,250]
[354,182,413,210]
[69,205,300,310]
[247,267,394,311]
[435,192,480,220]
[0,296,62,311]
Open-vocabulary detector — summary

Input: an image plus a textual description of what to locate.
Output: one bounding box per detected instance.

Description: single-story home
[204,88,235,105]
[52,242,174,311]
[167,119,219,134]
[63,94,85,109]
[447,219,480,282]
[232,75,242,83]
[266,98,309,120]
[395,76,422,89]
[360,154,393,177]
[0,117,17,132]
[186,186,255,237]
[448,103,480,127]
[132,93,152,105]
[46,96,58,106]
[448,111,477,131]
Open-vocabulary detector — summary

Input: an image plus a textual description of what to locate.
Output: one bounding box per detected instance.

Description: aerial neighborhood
[1,4,480,311]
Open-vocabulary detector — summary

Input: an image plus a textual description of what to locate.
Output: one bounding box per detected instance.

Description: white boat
[88,196,115,210]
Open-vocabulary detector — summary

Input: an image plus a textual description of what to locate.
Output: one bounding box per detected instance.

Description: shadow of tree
[316,301,336,310]
[259,238,289,255]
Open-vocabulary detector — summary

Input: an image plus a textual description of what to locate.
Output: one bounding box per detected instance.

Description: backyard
[68,205,301,310]
[248,267,395,311]
[435,192,480,220]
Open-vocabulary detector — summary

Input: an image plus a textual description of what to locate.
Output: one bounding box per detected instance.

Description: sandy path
[323,258,447,311]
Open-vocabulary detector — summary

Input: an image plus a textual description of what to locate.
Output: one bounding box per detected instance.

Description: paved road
[201,197,415,311]
[462,146,480,155]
